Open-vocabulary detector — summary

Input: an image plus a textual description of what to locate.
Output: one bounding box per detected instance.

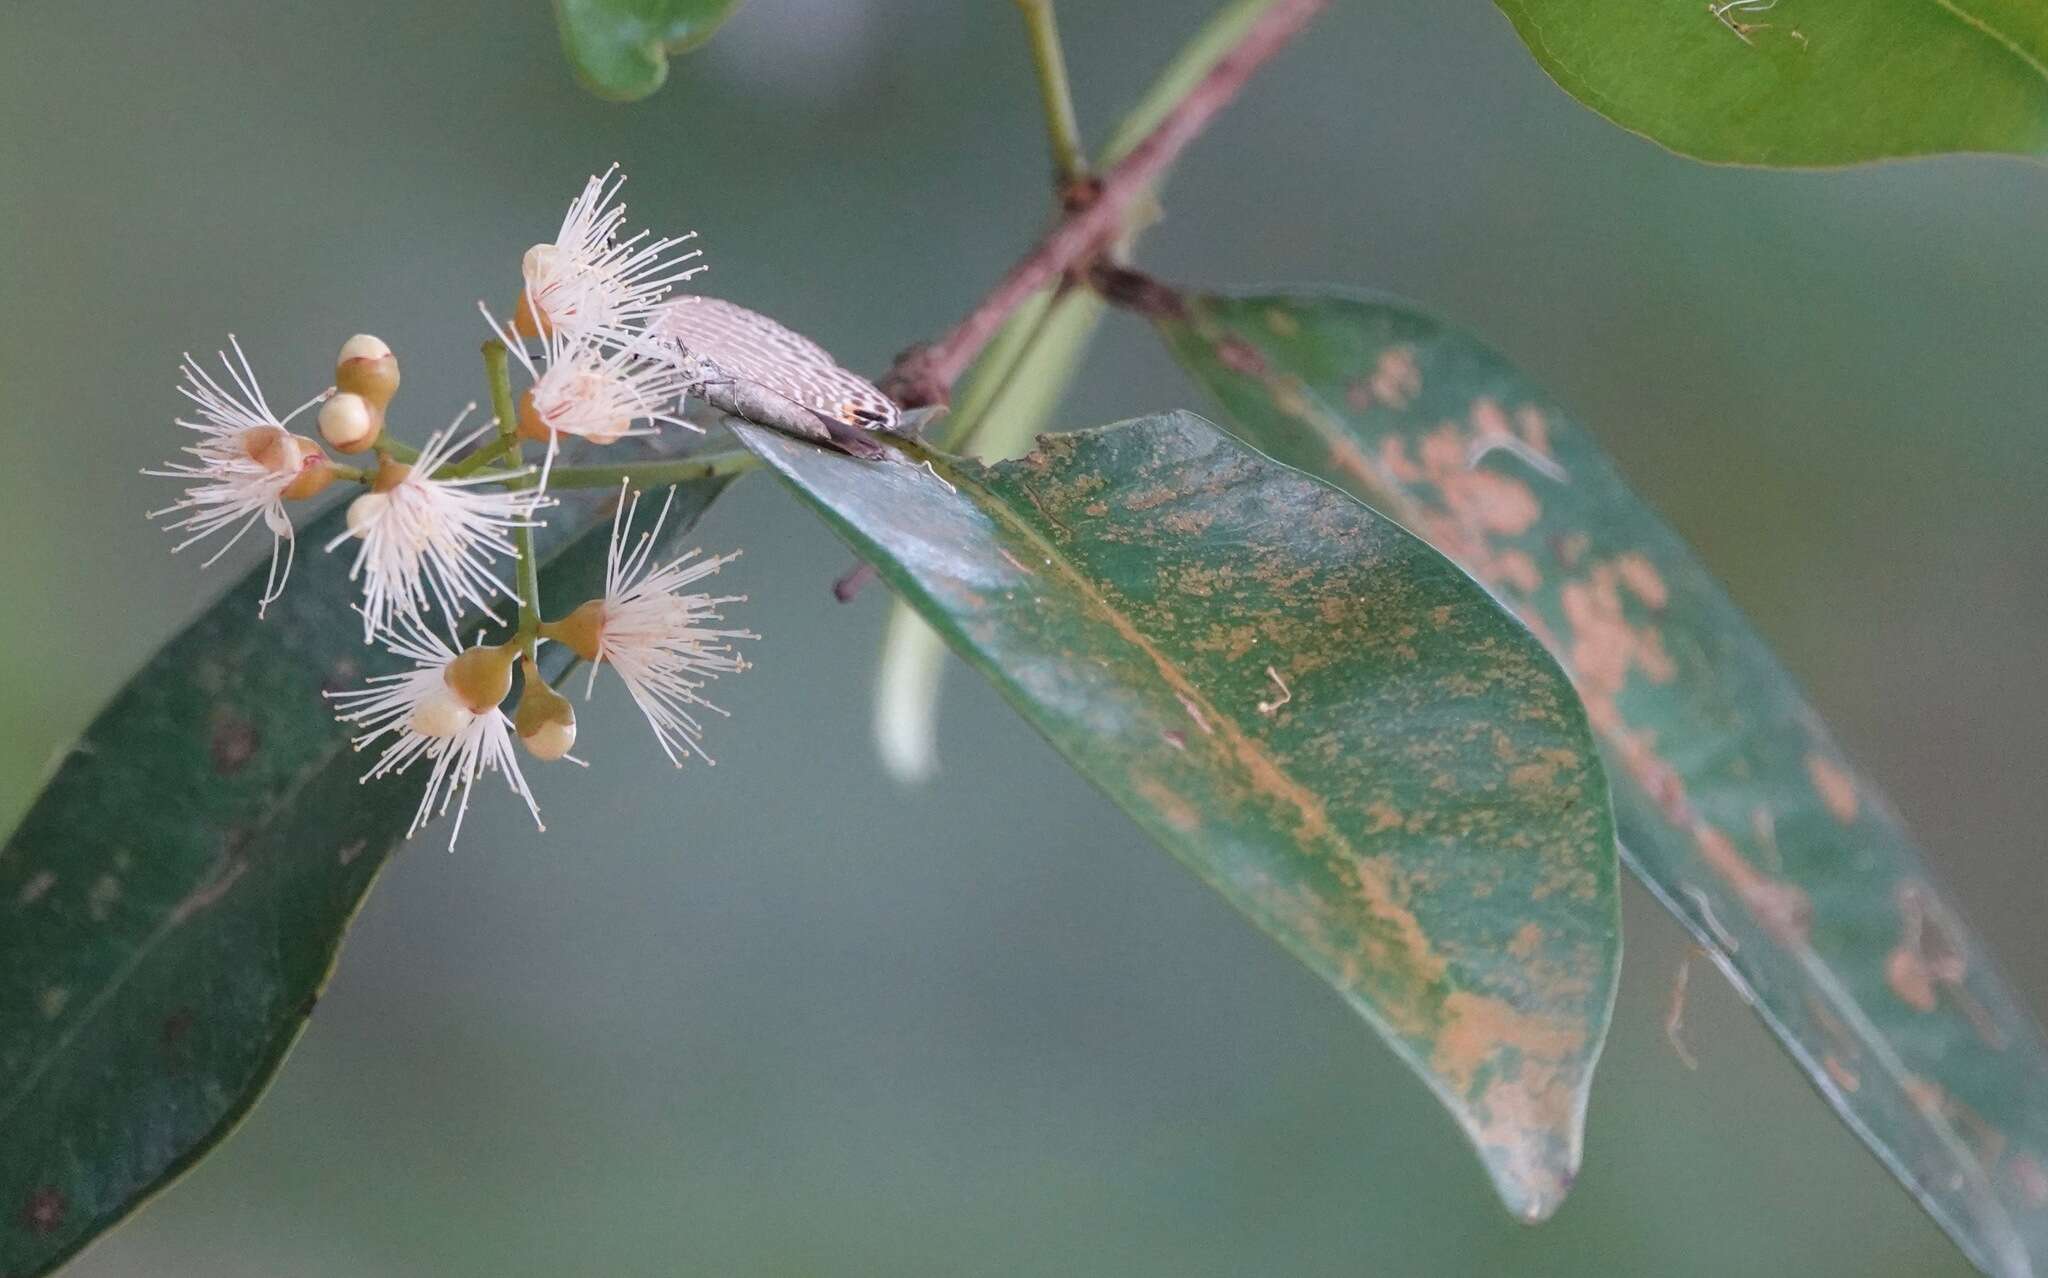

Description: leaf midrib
[947,446,1450,1002]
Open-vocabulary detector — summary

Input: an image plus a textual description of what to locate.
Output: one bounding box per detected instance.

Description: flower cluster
[147,168,751,849]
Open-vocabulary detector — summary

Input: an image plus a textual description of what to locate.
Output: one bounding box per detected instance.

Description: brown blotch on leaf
[1887,883,2005,1047]
[1430,990,1587,1096]
[2008,1154,2048,1208]
[1215,336,1267,377]
[1805,753,1859,824]
[1614,553,1669,611]
[162,1007,195,1050]
[208,708,260,775]
[1694,826,1811,945]
[19,1188,65,1237]
[1821,1054,1860,1094]
[1371,346,1421,409]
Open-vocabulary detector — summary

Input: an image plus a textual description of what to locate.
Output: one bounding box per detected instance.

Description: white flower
[326,613,540,851]
[482,303,698,488]
[146,339,324,616]
[325,409,552,642]
[520,164,704,348]
[575,485,753,767]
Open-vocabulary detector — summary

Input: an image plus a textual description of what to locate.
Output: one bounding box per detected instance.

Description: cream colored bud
[346,492,389,537]
[521,243,560,282]
[409,683,474,740]
[335,334,401,409]
[240,425,302,474]
[521,714,577,760]
[338,334,391,364]
[319,393,382,453]
[515,672,578,761]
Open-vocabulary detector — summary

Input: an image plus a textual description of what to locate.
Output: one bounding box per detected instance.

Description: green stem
[443,432,520,479]
[376,436,420,464]
[544,450,761,491]
[1101,0,1285,164]
[482,339,541,656]
[1015,0,1088,182]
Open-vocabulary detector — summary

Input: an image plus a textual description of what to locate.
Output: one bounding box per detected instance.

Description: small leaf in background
[1492,0,2048,165]
[1157,287,2048,1276]
[0,468,732,1278]
[734,414,1621,1222]
[552,0,745,101]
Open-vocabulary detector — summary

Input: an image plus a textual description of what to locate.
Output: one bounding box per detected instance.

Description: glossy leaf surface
[1493,0,2048,165]
[1160,287,2048,1276]
[735,413,1621,1222]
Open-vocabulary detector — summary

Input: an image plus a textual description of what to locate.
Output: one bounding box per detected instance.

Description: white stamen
[522,164,706,349]
[323,406,553,642]
[145,339,320,617]
[585,482,755,767]
[325,611,542,851]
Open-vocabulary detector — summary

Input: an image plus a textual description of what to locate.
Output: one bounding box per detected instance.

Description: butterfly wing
[657,296,900,432]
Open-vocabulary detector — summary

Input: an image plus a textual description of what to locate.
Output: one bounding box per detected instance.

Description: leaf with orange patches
[733,413,1620,1222]
[1158,287,2048,1278]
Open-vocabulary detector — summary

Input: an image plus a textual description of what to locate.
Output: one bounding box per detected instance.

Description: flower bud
[408,682,474,740]
[514,249,558,337]
[538,599,606,663]
[240,425,302,474]
[281,436,339,500]
[318,392,383,453]
[346,491,388,537]
[516,387,553,444]
[444,642,518,715]
[335,334,401,409]
[514,666,577,761]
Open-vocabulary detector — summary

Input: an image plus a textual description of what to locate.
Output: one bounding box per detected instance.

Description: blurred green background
[4,2,2045,1274]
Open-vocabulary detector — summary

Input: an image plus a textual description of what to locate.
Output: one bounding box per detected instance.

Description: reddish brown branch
[879,0,1332,409]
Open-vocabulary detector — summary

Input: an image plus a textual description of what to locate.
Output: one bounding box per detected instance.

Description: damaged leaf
[1159,287,2048,1277]
[0,464,733,1278]
[734,413,1621,1222]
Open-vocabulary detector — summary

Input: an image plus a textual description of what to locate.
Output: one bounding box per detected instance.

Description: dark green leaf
[1493,0,2048,165]
[1158,287,2048,1276]
[552,0,744,101]
[0,468,732,1278]
[734,414,1621,1222]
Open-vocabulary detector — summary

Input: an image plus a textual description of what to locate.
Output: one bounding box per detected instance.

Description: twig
[880,0,1331,409]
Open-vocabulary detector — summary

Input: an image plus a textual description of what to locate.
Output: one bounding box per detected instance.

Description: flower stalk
[483,338,543,655]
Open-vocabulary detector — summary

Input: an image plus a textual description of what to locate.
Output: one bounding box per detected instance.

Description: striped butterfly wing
[657,296,899,432]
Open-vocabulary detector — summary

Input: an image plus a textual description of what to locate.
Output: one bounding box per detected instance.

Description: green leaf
[1492,0,2048,164]
[0,469,732,1278]
[1156,287,2048,1276]
[551,0,744,101]
[734,414,1621,1222]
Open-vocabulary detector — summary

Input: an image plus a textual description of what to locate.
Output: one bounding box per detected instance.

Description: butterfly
[653,296,898,460]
